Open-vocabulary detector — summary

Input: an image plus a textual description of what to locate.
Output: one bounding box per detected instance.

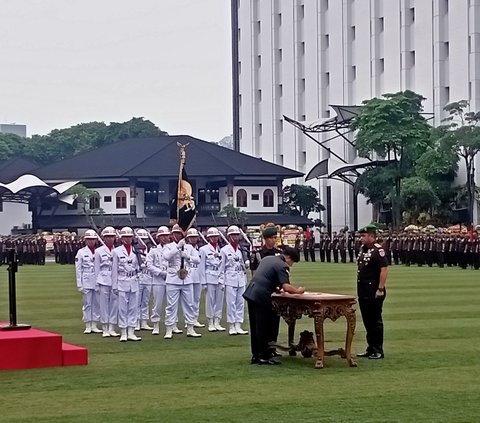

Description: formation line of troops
[74,224,250,342]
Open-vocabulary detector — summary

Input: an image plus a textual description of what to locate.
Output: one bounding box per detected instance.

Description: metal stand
[0,249,31,331]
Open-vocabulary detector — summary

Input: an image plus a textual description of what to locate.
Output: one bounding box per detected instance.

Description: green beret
[359,223,378,234]
[262,227,278,237]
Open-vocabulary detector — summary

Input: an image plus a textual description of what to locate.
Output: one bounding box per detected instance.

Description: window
[104,196,112,203]
[378,17,384,32]
[350,26,356,41]
[257,89,262,102]
[263,189,274,207]
[257,55,262,68]
[116,190,127,209]
[256,20,261,34]
[258,123,263,136]
[251,194,260,201]
[236,189,247,207]
[89,196,100,210]
[277,48,283,62]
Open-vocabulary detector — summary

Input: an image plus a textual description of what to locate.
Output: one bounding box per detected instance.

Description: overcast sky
[0,0,232,141]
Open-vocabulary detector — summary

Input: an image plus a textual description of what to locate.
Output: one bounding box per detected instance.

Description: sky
[0,0,233,142]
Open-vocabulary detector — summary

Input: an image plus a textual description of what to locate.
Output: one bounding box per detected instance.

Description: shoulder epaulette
[374,243,382,248]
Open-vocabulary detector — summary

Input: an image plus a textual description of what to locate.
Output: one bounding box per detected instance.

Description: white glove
[77,287,83,293]
[244,260,250,269]
[180,250,189,259]
[177,239,186,249]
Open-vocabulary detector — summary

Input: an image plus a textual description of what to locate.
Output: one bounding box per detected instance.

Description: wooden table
[271,291,357,369]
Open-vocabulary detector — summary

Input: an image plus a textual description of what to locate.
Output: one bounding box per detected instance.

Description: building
[0,123,27,137]
[32,135,308,231]
[235,0,479,230]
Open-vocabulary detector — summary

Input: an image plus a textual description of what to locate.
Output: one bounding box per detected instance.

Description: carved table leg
[313,314,325,369]
[287,319,297,356]
[344,308,357,367]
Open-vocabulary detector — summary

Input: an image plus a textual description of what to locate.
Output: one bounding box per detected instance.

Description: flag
[170,143,196,231]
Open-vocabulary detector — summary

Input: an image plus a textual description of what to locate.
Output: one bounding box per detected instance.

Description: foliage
[66,184,103,231]
[352,90,432,228]
[0,117,167,165]
[219,204,247,225]
[283,184,325,217]
[399,176,440,216]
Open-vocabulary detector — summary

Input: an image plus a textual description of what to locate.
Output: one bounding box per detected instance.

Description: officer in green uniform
[356,224,388,360]
[243,247,305,365]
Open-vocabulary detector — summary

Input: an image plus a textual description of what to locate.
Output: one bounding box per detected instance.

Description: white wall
[233,186,278,213]
[0,203,31,234]
[90,187,130,214]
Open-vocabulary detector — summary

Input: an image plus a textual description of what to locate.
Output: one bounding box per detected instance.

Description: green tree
[219,204,247,225]
[353,90,432,228]
[66,184,103,231]
[436,100,480,226]
[399,176,439,222]
[283,184,324,217]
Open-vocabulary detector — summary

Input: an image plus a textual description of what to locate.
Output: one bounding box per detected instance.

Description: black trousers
[348,249,354,263]
[247,300,277,360]
[320,249,325,262]
[309,247,316,262]
[358,294,385,355]
[332,249,339,263]
[303,248,309,262]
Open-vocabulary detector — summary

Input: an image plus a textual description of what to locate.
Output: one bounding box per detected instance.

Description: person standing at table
[356,224,388,360]
[243,247,305,365]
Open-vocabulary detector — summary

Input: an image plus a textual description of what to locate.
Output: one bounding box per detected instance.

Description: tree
[399,176,439,222]
[219,204,247,225]
[435,100,480,226]
[66,184,104,231]
[283,184,324,217]
[353,90,432,229]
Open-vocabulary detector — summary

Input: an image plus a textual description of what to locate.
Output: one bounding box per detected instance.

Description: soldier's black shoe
[368,352,384,360]
[270,350,282,358]
[250,356,260,364]
[257,358,281,365]
[356,351,371,358]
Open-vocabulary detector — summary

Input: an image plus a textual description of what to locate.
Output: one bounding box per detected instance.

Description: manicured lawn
[0,262,479,422]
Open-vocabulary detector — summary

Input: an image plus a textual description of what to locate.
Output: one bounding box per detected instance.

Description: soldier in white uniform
[94,226,120,337]
[75,229,102,334]
[111,227,142,342]
[163,224,202,339]
[199,227,225,332]
[219,225,249,336]
[146,226,170,335]
[185,228,205,328]
[135,228,153,331]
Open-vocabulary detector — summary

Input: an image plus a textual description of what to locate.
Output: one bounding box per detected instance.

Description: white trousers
[150,285,166,323]
[192,283,202,321]
[98,285,118,324]
[82,289,96,323]
[93,289,101,322]
[165,284,195,326]
[205,284,224,320]
[117,290,139,328]
[225,285,245,324]
[138,284,152,321]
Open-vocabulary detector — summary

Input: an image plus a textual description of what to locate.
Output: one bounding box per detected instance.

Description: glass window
[263,189,274,207]
[236,189,247,207]
[116,190,127,209]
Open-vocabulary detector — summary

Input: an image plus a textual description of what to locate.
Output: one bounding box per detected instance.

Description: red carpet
[0,324,88,370]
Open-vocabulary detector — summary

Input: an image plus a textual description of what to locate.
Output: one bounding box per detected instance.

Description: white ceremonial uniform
[189,245,202,323]
[163,242,199,327]
[75,246,98,323]
[111,245,140,329]
[219,244,247,325]
[94,245,118,325]
[146,244,168,323]
[136,246,153,322]
[198,243,223,321]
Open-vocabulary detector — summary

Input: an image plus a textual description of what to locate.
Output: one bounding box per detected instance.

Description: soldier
[185,228,206,329]
[347,231,355,263]
[308,229,316,262]
[436,233,445,268]
[324,232,332,263]
[302,227,309,262]
[75,229,102,334]
[319,233,325,263]
[356,224,388,360]
[219,225,249,336]
[391,233,400,265]
[383,232,392,265]
[162,224,201,339]
[332,232,339,263]
[94,226,120,337]
[146,226,170,335]
[339,231,347,263]
[459,234,468,269]
[112,227,142,342]
[0,236,4,266]
[199,227,225,332]
[135,229,154,331]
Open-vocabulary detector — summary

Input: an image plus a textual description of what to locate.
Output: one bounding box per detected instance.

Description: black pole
[0,249,31,331]
[231,0,240,151]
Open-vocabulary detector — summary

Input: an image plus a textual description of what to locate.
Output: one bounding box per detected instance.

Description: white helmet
[136,229,149,239]
[206,227,220,238]
[120,227,134,237]
[171,224,183,234]
[101,226,116,237]
[186,228,199,238]
[84,229,98,239]
[227,225,241,236]
[156,226,170,236]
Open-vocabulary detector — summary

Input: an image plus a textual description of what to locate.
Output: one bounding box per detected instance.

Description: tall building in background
[0,123,27,137]
[235,0,479,230]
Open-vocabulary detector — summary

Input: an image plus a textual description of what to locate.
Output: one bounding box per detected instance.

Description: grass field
[0,262,479,423]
